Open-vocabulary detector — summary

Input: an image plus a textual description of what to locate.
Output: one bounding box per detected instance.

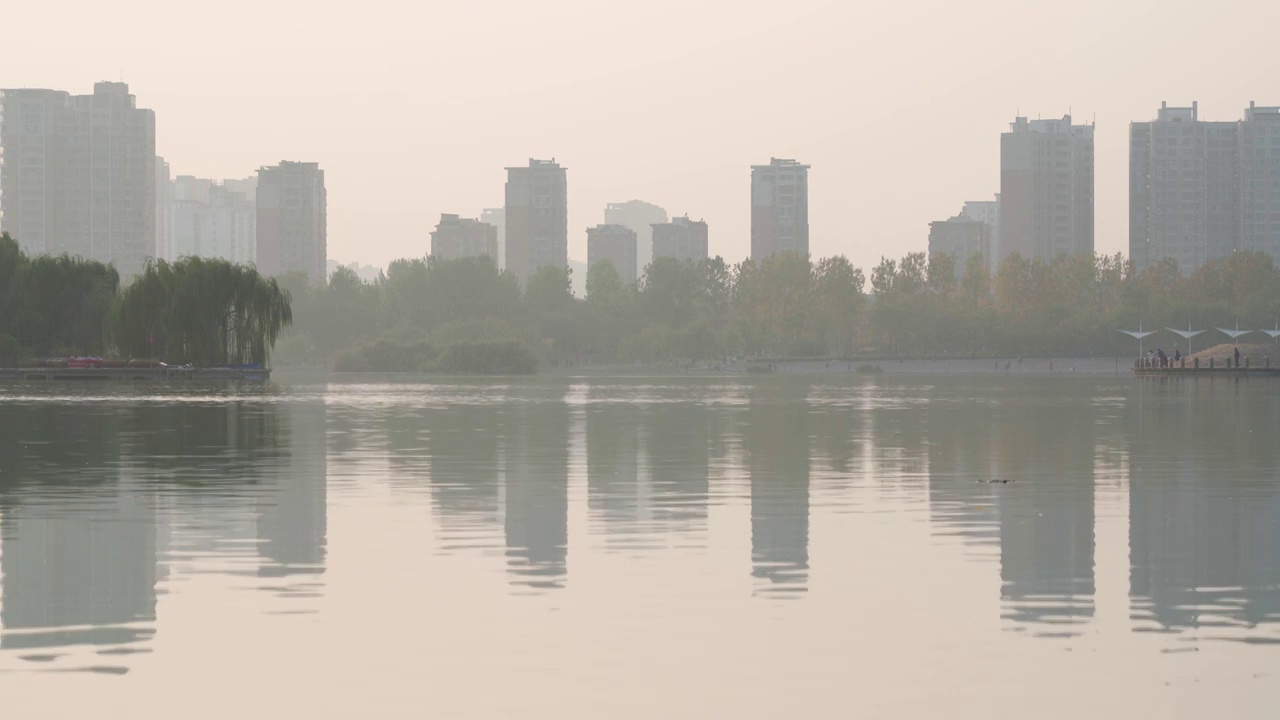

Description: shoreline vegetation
[273,248,1280,374]
[6,228,1280,376]
[1,233,290,369]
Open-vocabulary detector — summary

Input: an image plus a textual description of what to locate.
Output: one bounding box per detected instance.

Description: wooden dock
[0,366,271,382]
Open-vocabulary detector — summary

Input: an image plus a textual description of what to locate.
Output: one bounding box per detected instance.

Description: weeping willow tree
[0,233,120,357]
[116,257,292,366]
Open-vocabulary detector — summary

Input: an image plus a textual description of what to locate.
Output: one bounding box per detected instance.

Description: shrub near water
[434,340,537,375]
[333,338,437,372]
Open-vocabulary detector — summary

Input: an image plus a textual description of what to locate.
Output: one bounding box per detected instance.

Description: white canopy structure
[1215,320,1253,342]
[1118,324,1157,358]
[1262,319,1280,343]
[1165,322,1206,356]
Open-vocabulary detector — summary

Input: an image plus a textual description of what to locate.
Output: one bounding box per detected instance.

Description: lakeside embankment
[538,356,1130,377]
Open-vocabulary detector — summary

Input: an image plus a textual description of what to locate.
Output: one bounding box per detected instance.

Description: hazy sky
[5,0,1279,272]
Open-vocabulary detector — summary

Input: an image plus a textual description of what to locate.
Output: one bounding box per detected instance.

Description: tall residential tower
[999,115,1094,262]
[0,82,156,277]
[256,161,326,284]
[750,158,809,261]
[504,159,567,286]
[1130,101,1280,274]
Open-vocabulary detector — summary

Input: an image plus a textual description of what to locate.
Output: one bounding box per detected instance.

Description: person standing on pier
[1235,347,1241,367]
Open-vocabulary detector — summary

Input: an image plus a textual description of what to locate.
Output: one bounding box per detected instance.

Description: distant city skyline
[5,1,1276,274]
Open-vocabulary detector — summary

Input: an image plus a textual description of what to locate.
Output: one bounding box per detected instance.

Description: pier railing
[1133,355,1275,375]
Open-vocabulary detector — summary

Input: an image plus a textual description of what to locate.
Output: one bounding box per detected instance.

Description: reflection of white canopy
[1166,326,1206,354]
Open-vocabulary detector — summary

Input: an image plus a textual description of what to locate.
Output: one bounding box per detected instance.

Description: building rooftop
[506,158,565,171]
[753,157,810,170]
[1245,101,1280,120]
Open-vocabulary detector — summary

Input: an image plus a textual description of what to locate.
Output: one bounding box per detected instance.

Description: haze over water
[1,375,1278,716]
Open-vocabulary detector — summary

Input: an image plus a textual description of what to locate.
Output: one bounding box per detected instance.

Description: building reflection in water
[0,394,329,663]
[994,385,1096,634]
[586,394,646,534]
[257,399,328,580]
[1128,380,1280,635]
[919,381,1096,634]
[503,390,569,589]
[0,404,157,657]
[745,382,810,595]
[642,398,714,532]
[924,392,1000,548]
[425,403,503,544]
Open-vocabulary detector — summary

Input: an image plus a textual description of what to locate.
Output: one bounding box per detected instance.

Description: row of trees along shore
[5,226,1280,372]
[275,248,1280,371]
[0,233,291,368]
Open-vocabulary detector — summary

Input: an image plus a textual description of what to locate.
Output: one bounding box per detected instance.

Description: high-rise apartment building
[999,115,1094,262]
[604,200,667,271]
[586,224,638,284]
[750,158,809,261]
[1130,101,1280,274]
[480,207,506,269]
[651,215,709,263]
[430,213,498,261]
[256,161,326,284]
[1238,103,1280,260]
[504,159,567,286]
[0,82,156,277]
[170,175,257,264]
[1130,102,1238,274]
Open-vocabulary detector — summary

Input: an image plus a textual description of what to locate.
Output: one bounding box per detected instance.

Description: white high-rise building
[1000,115,1094,262]
[1131,101,1280,274]
[0,82,156,277]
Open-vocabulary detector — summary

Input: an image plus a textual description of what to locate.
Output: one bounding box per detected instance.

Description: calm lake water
[0,375,1277,717]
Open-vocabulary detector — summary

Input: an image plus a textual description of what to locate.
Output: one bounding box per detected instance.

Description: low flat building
[928,216,991,264]
[651,215,709,263]
[604,200,667,271]
[586,224,638,284]
[430,214,498,261]
[170,175,257,264]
